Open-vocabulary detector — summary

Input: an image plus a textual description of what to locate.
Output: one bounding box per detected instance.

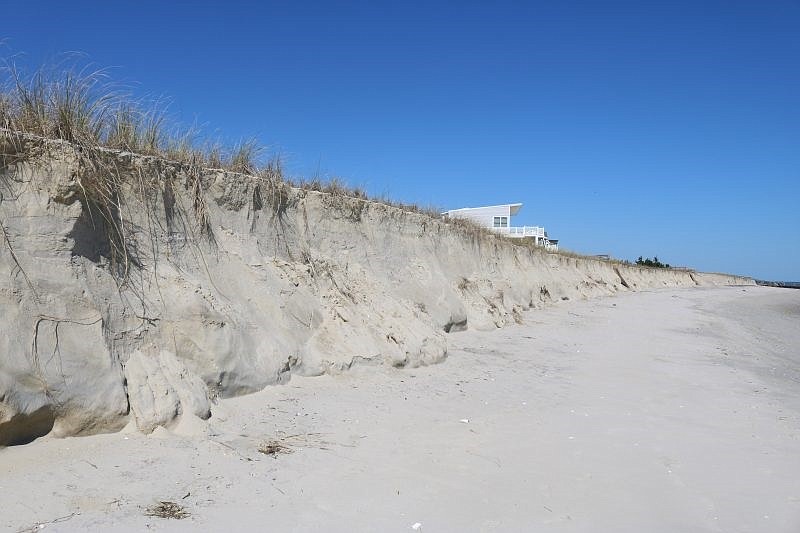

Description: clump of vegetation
[0,55,449,220]
[0,56,285,279]
[144,501,190,519]
[258,439,294,456]
[257,432,332,457]
[636,256,670,268]
[0,56,268,171]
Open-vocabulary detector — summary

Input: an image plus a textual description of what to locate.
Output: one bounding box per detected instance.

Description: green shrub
[635,256,670,268]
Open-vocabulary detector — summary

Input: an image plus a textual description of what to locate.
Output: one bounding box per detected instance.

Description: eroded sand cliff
[0,137,752,445]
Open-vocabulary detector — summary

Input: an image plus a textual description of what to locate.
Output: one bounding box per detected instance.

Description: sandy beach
[1,286,798,532]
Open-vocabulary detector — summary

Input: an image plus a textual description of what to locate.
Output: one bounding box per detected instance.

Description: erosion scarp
[0,136,752,445]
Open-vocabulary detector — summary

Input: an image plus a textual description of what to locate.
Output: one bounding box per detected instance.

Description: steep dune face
[0,141,752,445]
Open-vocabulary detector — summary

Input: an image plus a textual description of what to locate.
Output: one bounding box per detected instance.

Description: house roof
[443,203,523,216]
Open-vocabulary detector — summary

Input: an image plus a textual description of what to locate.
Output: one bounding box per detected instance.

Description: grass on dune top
[0,56,443,216]
[0,55,651,270]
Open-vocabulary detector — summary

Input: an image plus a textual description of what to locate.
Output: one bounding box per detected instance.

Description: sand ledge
[0,142,752,442]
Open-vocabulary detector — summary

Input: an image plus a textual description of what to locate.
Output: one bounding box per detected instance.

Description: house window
[493,216,508,228]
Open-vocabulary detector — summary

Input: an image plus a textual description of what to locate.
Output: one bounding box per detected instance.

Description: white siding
[444,205,511,229]
[443,203,557,250]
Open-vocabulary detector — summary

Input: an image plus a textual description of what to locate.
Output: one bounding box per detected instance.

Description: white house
[442,203,558,250]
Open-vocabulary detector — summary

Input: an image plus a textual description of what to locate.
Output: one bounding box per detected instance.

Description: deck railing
[498,226,546,238]
[493,225,558,250]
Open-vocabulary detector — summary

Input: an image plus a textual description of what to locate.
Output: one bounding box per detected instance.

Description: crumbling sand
[0,287,797,532]
[0,140,751,443]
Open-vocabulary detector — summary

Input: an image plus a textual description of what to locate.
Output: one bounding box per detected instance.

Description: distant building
[442,203,558,250]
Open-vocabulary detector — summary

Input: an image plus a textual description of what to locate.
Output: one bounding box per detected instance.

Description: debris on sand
[258,439,294,456]
[257,433,332,457]
[144,501,190,519]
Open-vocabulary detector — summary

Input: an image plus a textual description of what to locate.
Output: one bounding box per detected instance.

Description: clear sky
[3,1,799,280]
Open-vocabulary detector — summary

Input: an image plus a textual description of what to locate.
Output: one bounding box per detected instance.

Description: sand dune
[1,286,797,532]
[0,139,749,444]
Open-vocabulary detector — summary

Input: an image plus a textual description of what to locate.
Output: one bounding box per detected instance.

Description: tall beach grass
[0,55,632,274]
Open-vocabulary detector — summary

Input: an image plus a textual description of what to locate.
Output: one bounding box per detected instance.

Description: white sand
[1,286,798,532]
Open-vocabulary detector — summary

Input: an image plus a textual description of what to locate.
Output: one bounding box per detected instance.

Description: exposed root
[15,512,78,533]
[29,314,103,405]
[0,219,39,301]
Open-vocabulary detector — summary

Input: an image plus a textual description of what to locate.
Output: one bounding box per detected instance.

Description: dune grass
[0,57,447,217]
[0,55,636,277]
[0,57,266,171]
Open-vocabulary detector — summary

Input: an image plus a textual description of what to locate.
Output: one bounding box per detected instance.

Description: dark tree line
[636,256,670,268]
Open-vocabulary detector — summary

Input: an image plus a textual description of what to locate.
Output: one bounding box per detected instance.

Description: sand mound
[0,136,752,444]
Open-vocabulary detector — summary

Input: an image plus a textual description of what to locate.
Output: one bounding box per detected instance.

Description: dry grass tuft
[0,55,268,172]
[144,501,190,520]
[258,439,294,456]
[257,432,332,457]
[0,56,286,280]
[228,138,263,175]
[1,55,452,230]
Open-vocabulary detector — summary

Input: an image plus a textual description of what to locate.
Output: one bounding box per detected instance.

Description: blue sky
[4,1,799,280]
